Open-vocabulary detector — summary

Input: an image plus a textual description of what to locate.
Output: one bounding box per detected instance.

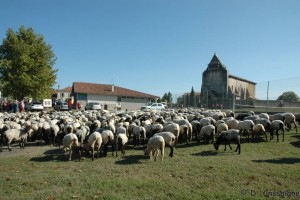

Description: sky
[1,0,300,100]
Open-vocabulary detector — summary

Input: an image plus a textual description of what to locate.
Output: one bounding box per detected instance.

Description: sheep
[252,124,267,142]
[62,126,80,161]
[154,132,175,157]
[0,126,32,151]
[216,123,228,138]
[237,120,254,141]
[198,124,215,144]
[162,123,180,146]
[270,120,285,142]
[115,133,128,157]
[132,125,146,147]
[258,113,269,120]
[294,113,300,125]
[213,129,241,154]
[254,118,271,132]
[100,130,114,156]
[81,131,102,161]
[144,135,165,161]
[284,113,297,132]
[269,113,285,122]
[225,118,239,130]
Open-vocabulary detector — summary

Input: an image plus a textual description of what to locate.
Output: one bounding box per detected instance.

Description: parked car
[54,102,69,111]
[144,103,166,111]
[85,102,101,110]
[29,101,44,111]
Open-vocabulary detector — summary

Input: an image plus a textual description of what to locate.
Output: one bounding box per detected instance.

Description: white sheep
[225,118,239,130]
[254,118,271,132]
[144,135,165,161]
[62,129,80,161]
[252,124,267,142]
[82,131,102,161]
[284,113,297,132]
[237,120,254,141]
[0,127,32,151]
[101,130,114,156]
[198,124,215,144]
[115,133,128,157]
[154,132,176,157]
[162,123,180,146]
[258,113,269,120]
[270,120,285,142]
[216,123,228,138]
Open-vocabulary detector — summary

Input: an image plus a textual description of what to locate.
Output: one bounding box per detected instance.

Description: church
[200,54,256,109]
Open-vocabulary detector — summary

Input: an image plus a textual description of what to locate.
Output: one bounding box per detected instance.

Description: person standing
[77,101,81,110]
[68,99,72,110]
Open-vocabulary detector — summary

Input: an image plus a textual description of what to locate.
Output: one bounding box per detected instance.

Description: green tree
[277,91,299,102]
[190,86,195,107]
[0,26,57,100]
[167,92,172,104]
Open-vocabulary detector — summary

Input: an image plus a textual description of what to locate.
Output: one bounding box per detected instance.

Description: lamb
[213,129,241,154]
[270,120,285,142]
[144,135,165,161]
[154,132,175,157]
[81,131,102,161]
[252,124,267,142]
[198,124,215,144]
[62,126,80,161]
[0,126,32,151]
[115,133,128,157]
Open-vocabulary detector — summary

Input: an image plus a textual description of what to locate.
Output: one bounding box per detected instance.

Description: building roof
[72,82,159,99]
[229,74,256,85]
[208,53,226,68]
[57,86,72,93]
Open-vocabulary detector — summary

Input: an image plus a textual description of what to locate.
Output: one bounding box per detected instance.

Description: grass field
[0,129,300,200]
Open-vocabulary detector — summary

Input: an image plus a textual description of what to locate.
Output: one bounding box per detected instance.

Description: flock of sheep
[0,107,298,161]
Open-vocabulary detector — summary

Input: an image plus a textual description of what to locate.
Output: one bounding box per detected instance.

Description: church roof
[208,53,226,68]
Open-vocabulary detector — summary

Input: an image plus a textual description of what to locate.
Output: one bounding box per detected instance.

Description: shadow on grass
[29,149,74,162]
[191,150,219,156]
[175,141,201,149]
[290,135,300,148]
[115,155,147,165]
[252,157,300,164]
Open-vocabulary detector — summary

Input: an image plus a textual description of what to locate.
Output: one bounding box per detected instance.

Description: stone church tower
[201,54,256,109]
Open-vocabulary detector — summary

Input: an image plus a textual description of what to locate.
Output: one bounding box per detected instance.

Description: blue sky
[1,0,299,100]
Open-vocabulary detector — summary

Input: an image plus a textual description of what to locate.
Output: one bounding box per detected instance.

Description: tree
[0,26,57,100]
[190,86,195,107]
[277,91,299,102]
[162,92,173,105]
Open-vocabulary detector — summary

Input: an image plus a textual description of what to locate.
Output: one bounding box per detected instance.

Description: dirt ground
[0,142,62,158]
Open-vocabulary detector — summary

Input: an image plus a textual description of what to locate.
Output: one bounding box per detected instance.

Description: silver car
[85,102,101,110]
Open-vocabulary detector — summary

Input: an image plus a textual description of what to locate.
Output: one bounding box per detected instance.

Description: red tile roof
[58,86,72,93]
[73,82,159,99]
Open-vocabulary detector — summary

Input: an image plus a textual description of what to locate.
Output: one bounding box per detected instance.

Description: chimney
[112,84,114,92]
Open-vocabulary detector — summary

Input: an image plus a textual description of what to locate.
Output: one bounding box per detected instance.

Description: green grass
[1,131,300,200]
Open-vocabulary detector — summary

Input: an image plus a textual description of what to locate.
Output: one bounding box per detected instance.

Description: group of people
[0,99,25,113]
